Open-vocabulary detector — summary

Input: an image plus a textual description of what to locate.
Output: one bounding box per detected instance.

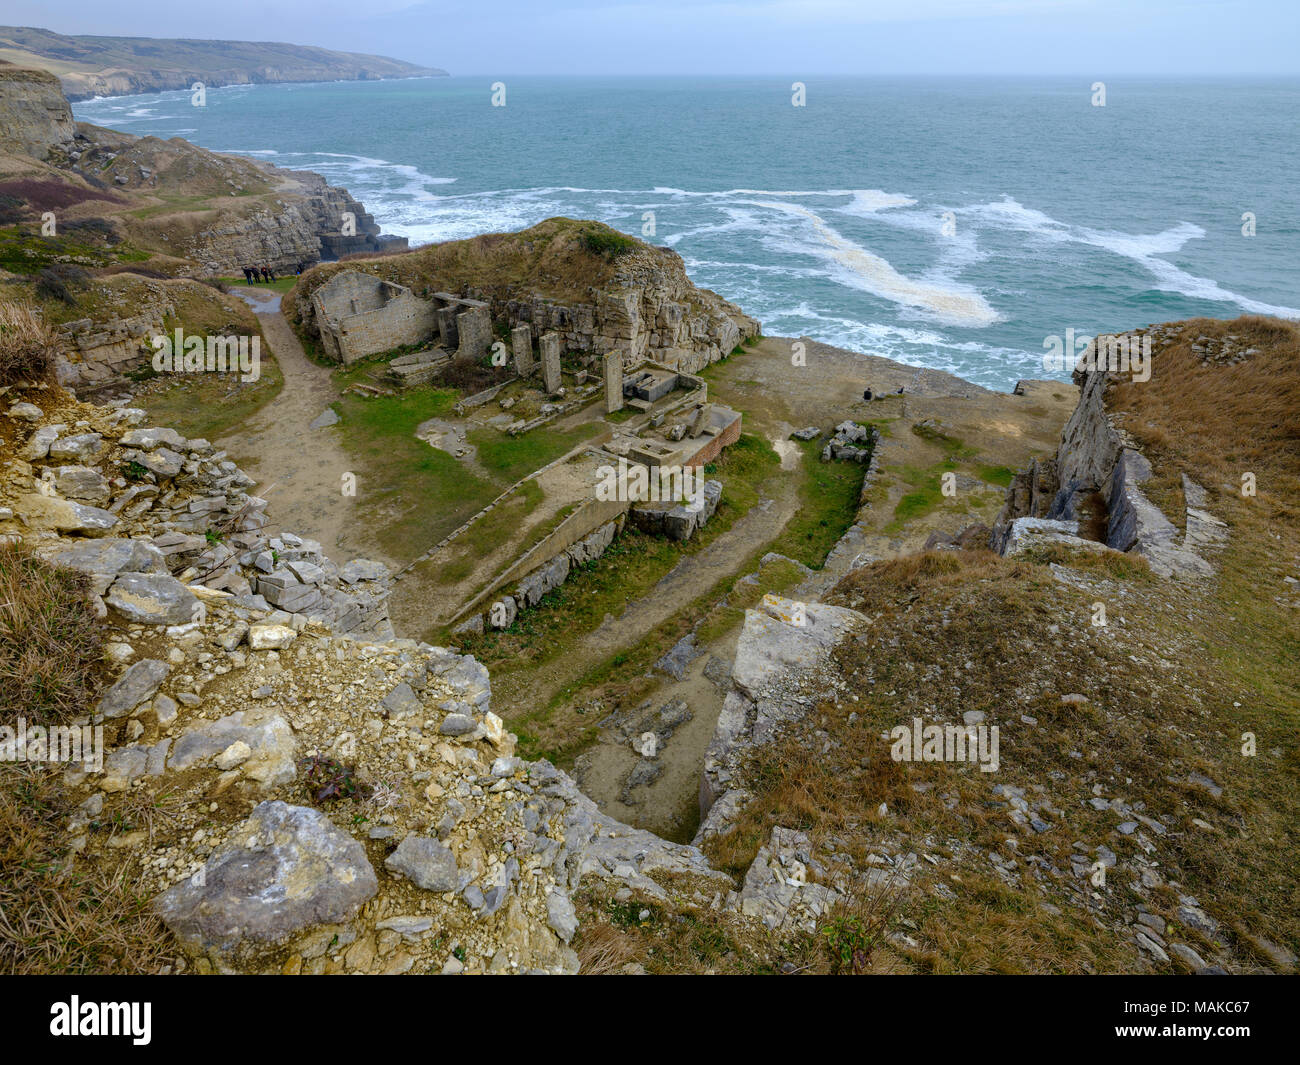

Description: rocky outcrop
[176,168,405,275]
[992,327,1228,578]
[699,593,865,838]
[52,279,178,392]
[2,396,394,638]
[0,69,405,285]
[0,66,76,157]
[486,255,758,373]
[292,219,760,375]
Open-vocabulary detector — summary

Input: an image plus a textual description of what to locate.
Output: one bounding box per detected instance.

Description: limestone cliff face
[485,245,759,373]
[0,67,76,158]
[57,66,443,102]
[173,171,405,275]
[993,326,1229,578]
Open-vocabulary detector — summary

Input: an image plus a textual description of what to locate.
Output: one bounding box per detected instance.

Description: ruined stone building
[309,270,495,366]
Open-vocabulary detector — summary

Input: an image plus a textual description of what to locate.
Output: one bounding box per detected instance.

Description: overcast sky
[10,0,1299,76]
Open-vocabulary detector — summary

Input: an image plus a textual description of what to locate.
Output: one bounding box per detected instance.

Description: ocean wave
[967,196,1300,318]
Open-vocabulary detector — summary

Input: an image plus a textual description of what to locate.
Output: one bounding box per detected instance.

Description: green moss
[978,464,1016,487]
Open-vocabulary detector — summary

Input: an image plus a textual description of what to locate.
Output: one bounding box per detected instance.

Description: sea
[74,75,1300,392]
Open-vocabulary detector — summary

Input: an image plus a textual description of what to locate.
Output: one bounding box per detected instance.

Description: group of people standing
[241,263,307,284]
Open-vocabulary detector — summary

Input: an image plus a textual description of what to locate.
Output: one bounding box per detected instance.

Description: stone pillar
[455,303,492,362]
[690,402,712,438]
[436,306,459,349]
[603,351,623,414]
[512,324,534,377]
[540,332,562,394]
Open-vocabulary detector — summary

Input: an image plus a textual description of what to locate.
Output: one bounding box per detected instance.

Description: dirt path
[219,289,377,566]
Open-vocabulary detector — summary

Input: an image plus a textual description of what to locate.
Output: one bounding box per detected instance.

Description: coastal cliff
[0,66,404,388]
[0,26,444,101]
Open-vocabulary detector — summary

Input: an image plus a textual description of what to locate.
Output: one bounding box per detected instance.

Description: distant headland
[0,25,444,101]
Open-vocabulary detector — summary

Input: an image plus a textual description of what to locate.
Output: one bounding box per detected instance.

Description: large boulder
[44,538,167,596]
[155,801,378,970]
[105,571,198,625]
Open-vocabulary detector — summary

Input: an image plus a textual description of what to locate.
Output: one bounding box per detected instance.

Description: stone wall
[313,272,439,364]
[452,512,628,635]
[683,411,742,468]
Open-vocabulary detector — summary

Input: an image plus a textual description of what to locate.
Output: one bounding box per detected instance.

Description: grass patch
[218,275,299,294]
[977,464,1016,487]
[468,423,601,483]
[0,544,101,723]
[0,765,175,974]
[766,440,866,567]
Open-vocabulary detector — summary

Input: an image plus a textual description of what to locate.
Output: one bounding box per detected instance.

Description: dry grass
[697,537,1285,972]
[574,920,642,975]
[1112,316,1300,490]
[0,546,176,974]
[0,296,56,386]
[0,764,175,974]
[0,542,103,723]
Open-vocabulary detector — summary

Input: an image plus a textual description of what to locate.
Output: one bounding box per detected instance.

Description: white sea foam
[838,189,918,215]
[749,200,1000,328]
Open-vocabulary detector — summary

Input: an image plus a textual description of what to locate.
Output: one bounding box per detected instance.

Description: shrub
[0,298,57,386]
[33,264,89,306]
[0,195,24,225]
[579,227,637,259]
[63,217,119,244]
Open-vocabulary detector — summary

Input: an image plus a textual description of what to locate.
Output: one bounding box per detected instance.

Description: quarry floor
[142,318,1076,842]
[481,336,1077,840]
